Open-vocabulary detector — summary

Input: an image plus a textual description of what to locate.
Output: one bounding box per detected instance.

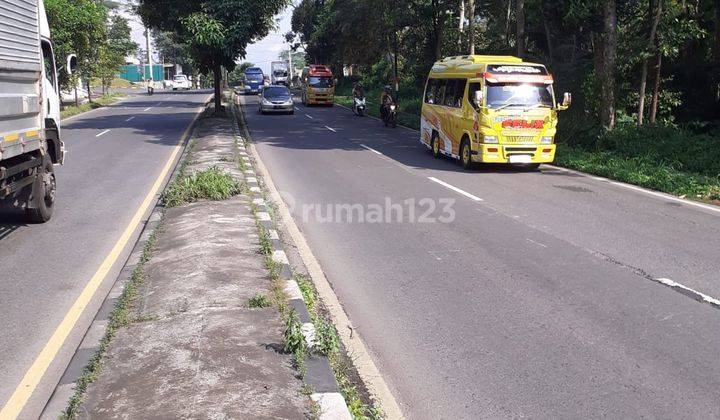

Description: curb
[229,99,352,419]
[39,97,211,419]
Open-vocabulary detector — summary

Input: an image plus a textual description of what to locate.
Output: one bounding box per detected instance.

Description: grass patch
[163,167,243,207]
[556,124,720,202]
[60,93,123,119]
[62,225,160,418]
[248,293,271,308]
[283,309,308,378]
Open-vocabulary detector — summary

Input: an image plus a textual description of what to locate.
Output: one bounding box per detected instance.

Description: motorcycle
[381,102,397,128]
[353,96,366,117]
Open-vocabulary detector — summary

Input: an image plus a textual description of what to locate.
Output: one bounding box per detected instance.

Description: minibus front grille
[503,136,536,144]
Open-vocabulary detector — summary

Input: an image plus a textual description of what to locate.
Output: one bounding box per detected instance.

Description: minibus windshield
[308,76,333,88]
[486,82,554,109]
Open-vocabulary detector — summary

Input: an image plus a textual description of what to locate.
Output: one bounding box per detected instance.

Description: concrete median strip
[41,98,329,419]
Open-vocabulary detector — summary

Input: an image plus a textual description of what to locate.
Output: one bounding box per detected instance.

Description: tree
[97,15,138,94]
[139,0,288,112]
[596,0,618,129]
[516,0,525,57]
[45,0,107,103]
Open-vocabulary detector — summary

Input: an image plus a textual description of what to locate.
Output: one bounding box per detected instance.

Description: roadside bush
[163,167,242,207]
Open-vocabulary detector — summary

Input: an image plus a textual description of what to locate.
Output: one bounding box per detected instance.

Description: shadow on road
[63,91,212,147]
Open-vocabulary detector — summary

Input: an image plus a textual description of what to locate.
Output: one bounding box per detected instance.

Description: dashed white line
[295,107,301,111]
[526,238,548,248]
[143,107,152,112]
[360,144,382,155]
[305,114,313,119]
[125,116,135,122]
[325,125,337,132]
[427,177,483,202]
[95,129,111,138]
[656,278,720,308]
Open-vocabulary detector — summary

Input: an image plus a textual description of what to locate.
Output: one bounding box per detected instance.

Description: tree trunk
[715,0,720,64]
[74,84,79,107]
[458,0,465,52]
[505,0,512,47]
[637,0,662,125]
[649,53,662,123]
[86,79,92,104]
[517,0,525,57]
[213,65,222,113]
[468,0,475,54]
[597,0,617,130]
[540,0,554,63]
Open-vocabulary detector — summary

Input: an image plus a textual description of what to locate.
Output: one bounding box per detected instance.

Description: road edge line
[239,96,405,419]
[1,95,212,420]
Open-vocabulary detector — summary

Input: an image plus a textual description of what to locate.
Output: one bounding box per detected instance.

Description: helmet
[384,85,391,92]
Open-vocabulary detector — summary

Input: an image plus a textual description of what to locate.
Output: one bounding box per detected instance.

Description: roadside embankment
[60,93,124,119]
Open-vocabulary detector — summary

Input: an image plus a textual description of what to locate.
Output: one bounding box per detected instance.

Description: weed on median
[163,167,244,207]
[248,293,271,308]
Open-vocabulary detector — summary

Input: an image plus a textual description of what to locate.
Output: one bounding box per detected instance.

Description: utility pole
[468,0,475,54]
[288,48,293,86]
[145,27,154,84]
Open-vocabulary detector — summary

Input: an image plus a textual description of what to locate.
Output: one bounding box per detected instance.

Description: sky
[124,2,295,75]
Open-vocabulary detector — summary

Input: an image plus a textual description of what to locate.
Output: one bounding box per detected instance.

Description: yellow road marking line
[0,100,207,419]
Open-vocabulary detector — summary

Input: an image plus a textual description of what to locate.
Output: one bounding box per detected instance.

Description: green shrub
[163,167,242,207]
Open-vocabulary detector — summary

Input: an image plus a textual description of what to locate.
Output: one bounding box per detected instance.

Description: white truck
[271,61,289,86]
[0,0,71,222]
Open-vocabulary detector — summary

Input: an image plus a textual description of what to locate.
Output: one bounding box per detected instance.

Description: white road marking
[143,107,152,112]
[526,238,548,248]
[544,164,720,215]
[295,107,301,111]
[305,114,313,119]
[360,144,382,155]
[125,116,135,122]
[155,102,162,107]
[325,125,337,132]
[656,278,720,308]
[427,177,483,202]
[95,129,111,138]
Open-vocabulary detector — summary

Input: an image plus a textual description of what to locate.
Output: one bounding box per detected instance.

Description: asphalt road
[242,94,720,419]
[0,90,210,418]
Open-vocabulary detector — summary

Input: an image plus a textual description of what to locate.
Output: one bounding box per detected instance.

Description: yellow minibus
[420,55,571,169]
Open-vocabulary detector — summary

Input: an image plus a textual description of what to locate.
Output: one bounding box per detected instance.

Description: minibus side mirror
[558,92,572,110]
[474,90,484,106]
[66,54,77,74]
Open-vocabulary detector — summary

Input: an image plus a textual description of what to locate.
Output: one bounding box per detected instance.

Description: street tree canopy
[138,0,289,111]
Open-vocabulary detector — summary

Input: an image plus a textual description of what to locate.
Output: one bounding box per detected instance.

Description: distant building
[117,63,183,82]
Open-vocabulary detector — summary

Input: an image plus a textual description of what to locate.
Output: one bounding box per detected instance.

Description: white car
[172,74,191,90]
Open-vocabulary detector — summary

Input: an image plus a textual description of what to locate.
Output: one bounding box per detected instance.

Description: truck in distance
[0,0,72,222]
[271,61,289,86]
[243,67,264,94]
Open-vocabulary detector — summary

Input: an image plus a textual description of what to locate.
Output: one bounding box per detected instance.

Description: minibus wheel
[460,139,473,170]
[431,133,441,158]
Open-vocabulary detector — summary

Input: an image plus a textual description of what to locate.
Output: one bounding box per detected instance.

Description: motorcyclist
[352,82,365,99]
[380,85,395,120]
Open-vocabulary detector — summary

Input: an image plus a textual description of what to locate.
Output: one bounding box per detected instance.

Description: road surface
[241,94,720,419]
[0,90,209,418]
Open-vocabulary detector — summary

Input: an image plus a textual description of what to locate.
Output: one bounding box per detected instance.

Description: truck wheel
[26,157,56,223]
[460,139,473,170]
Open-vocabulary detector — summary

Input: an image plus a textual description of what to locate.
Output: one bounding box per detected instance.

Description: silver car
[259,86,294,115]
